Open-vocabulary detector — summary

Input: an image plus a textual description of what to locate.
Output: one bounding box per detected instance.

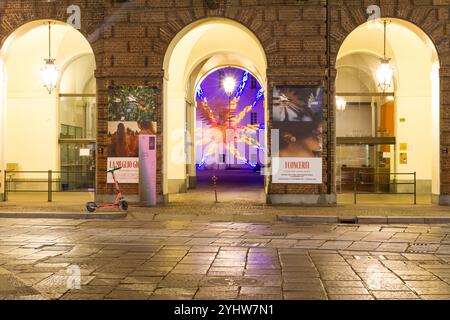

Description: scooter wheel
[86,202,97,213]
[119,200,129,211]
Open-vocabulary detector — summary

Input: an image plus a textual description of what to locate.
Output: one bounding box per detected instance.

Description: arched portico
[162,18,268,200]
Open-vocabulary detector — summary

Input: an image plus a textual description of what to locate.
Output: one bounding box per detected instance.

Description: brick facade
[1,0,449,204]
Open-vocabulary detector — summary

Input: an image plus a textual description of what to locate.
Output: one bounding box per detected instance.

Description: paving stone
[240,286,282,295]
[328,294,374,300]
[376,243,409,252]
[409,286,450,295]
[239,294,283,300]
[361,231,396,241]
[158,279,200,288]
[194,290,238,299]
[283,291,327,300]
[2,218,450,300]
[365,282,410,291]
[294,240,326,248]
[245,269,280,276]
[120,276,163,284]
[89,278,121,286]
[153,287,197,297]
[371,291,419,300]
[326,287,370,295]
[61,292,106,300]
[402,254,440,261]
[337,232,371,241]
[323,281,365,288]
[347,242,381,251]
[116,283,157,292]
[106,290,152,300]
[320,241,353,250]
[421,295,450,300]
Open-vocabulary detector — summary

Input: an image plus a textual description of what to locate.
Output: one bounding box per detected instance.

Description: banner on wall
[107,157,139,183]
[272,85,323,184]
[107,86,157,184]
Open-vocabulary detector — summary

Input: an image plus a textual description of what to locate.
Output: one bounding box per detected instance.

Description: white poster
[107,157,139,183]
[272,157,322,184]
[272,85,323,184]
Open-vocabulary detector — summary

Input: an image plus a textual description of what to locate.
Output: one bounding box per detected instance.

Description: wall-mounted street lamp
[41,21,59,94]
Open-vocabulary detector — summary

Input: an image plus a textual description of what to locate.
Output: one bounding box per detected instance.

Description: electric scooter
[86,167,128,212]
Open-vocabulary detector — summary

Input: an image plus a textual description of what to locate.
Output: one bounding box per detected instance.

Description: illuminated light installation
[195,68,264,169]
[234,71,249,99]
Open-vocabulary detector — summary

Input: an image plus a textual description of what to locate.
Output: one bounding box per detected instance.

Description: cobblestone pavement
[1,218,450,300]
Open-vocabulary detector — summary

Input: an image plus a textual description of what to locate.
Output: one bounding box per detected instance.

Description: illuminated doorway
[0,20,96,201]
[335,19,440,204]
[163,18,268,203]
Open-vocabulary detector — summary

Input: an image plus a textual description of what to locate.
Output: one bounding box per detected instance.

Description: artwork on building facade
[272,85,323,184]
[107,86,157,183]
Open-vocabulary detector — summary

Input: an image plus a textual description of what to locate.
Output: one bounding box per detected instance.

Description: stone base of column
[432,194,450,206]
[188,176,197,189]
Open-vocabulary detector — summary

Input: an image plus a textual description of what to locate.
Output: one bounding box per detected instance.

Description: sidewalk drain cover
[407,243,436,253]
[263,232,287,237]
[240,241,262,247]
[339,218,357,224]
[207,277,259,286]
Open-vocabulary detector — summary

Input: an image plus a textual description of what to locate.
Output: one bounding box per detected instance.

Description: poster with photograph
[107,86,157,184]
[272,85,323,184]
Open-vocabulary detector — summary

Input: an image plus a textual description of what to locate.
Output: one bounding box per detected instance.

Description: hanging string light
[41,21,59,94]
[376,20,393,92]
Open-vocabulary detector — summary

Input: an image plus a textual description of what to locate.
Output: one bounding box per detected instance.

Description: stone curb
[277,215,339,223]
[0,212,128,219]
[357,216,388,224]
[277,215,450,225]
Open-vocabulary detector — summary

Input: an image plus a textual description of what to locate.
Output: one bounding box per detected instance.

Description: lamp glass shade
[41,59,59,94]
[376,59,393,91]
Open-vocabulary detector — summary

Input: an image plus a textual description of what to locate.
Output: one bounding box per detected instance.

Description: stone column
[0,62,6,199]
[435,67,450,205]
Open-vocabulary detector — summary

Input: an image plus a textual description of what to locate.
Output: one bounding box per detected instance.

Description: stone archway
[0,19,97,201]
[331,5,450,205]
[162,18,268,201]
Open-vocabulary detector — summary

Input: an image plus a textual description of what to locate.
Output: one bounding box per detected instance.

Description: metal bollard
[211,176,219,203]
[48,170,53,202]
[413,172,417,205]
